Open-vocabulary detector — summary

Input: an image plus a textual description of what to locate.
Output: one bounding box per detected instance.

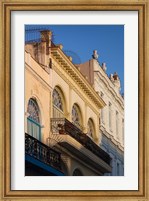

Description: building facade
[77,51,124,176]
[25,30,112,176]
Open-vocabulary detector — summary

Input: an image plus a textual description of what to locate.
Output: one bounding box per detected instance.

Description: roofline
[51,47,106,109]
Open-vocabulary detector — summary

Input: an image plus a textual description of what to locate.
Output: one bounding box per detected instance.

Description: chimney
[38,30,52,67]
[113,72,119,80]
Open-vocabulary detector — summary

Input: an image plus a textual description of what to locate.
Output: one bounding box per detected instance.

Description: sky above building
[25,25,124,94]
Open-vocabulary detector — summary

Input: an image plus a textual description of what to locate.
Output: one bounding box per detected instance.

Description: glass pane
[87,119,94,137]
[27,119,41,140]
[53,89,63,111]
[27,99,40,123]
[72,104,81,129]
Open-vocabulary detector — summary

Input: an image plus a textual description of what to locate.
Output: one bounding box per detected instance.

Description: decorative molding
[94,71,124,109]
[52,61,100,116]
[25,62,52,92]
[25,50,50,74]
[51,47,106,109]
[100,125,124,152]
[50,134,111,174]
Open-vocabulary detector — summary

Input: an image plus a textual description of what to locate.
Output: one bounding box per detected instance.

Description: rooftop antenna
[63,50,81,64]
[25,25,55,44]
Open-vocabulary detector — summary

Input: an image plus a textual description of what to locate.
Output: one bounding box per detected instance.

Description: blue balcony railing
[25,133,62,172]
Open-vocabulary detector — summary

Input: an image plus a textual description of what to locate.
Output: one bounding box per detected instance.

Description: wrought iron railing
[72,121,84,131]
[50,118,111,165]
[25,133,62,171]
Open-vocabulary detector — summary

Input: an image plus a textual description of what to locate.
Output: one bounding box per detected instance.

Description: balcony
[51,118,111,166]
[25,133,62,172]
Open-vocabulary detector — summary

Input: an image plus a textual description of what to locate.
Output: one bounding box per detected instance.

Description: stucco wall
[25,46,113,176]
[93,63,124,146]
[101,134,124,176]
[51,68,100,142]
[25,66,51,144]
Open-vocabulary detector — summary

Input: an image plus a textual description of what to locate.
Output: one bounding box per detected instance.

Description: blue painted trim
[27,117,41,126]
[25,154,64,176]
[27,118,41,141]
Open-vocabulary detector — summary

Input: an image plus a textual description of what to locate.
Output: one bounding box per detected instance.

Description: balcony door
[87,118,94,138]
[72,104,82,130]
[27,98,41,141]
[53,88,64,118]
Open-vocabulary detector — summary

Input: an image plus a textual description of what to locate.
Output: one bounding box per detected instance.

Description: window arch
[87,118,95,138]
[53,87,64,118]
[27,98,40,123]
[27,98,41,140]
[73,168,83,176]
[72,104,82,130]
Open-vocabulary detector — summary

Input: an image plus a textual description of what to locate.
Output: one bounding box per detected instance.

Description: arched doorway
[52,87,64,118]
[73,168,83,176]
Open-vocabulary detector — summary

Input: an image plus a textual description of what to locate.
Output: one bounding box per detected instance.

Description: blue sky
[26,25,124,94]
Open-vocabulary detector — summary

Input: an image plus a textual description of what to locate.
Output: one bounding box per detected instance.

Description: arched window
[72,104,82,130]
[73,168,83,176]
[27,98,41,140]
[87,118,94,138]
[53,88,64,118]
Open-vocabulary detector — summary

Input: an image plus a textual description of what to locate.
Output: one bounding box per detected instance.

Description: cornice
[54,142,102,176]
[100,125,124,152]
[25,62,52,92]
[94,68,124,109]
[51,47,106,109]
[50,134,111,174]
[52,61,100,116]
[25,50,50,74]
[96,79,124,114]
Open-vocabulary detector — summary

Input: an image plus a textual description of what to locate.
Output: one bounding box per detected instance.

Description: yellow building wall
[25,53,51,145]
[51,71,70,118]
[69,157,99,176]
[70,90,85,127]
[25,51,101,145]
[86,106,100,141]
[51,68,100,143]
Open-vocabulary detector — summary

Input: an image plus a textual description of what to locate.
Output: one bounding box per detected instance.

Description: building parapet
[94,65,124,108]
